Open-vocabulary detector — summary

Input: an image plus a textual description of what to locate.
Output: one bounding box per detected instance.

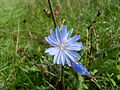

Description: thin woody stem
[88,10,101,71]
[60,65,65,90]
[47,0,65,90]
[48,0,57,28]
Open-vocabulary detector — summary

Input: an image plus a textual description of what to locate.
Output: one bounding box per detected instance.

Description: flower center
[59,44,64,50]
[58,42,70,51]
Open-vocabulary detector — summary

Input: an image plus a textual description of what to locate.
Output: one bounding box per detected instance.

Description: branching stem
[88,10,101,71]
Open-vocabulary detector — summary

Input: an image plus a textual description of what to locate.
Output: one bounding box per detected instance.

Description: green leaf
[19,66,30,73]
[109,78,116,86]
[117,75,120,80]
[30,66,40,72]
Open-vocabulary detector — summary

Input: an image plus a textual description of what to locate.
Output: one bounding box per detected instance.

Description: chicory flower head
[45,25,82,66]
[45,25,90,75]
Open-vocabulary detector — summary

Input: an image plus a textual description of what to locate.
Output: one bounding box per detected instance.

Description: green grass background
[0,0,120,90]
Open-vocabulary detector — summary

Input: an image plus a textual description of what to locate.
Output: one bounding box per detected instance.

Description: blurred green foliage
[0,0,120,90]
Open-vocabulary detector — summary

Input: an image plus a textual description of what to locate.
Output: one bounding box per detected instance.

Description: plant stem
[48,0,57,28]
[60,65,65,90]
[89,28,93,71]
[16,19,20,54]
[47,0,65,89]
[88,10,101,71]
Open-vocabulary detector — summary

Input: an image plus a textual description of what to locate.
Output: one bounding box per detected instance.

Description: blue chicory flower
[45,25,90,75]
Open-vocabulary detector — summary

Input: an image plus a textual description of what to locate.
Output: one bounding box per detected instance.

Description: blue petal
[55,27,61,42]
[45,47,59,55]
[53,53,59,64]
[68,50,81,60]
[63,53,71,66]
[45,37,56,46]
[50,30,55,38]
[67,35,80,43]
[61,25,67,41]
[47,36,59,45]
[66,29,73,40]
[50,30,58,42]
[64,50,76,62]
[71,62,90,75]
[57,51,61,64]
[67,42,83,51]
[61,52,65,66]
